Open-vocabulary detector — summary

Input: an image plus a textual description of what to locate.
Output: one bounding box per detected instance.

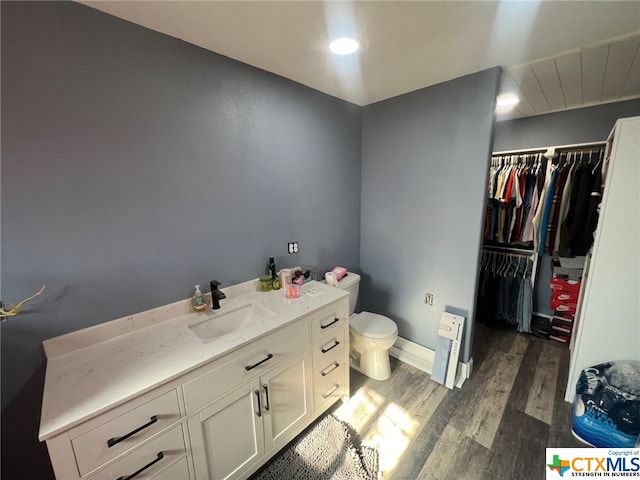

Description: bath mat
[251,414,379,480]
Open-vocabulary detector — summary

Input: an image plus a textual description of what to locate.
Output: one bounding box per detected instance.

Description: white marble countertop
[39,280,348,441]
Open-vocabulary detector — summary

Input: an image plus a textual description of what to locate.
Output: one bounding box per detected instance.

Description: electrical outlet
[425,293,434,306]
[287,242,299,254]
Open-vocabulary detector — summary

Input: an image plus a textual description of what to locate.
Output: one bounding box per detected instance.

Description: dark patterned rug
[252,414,379,480]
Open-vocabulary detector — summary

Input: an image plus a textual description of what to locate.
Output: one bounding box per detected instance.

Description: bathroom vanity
[38,280,349,480]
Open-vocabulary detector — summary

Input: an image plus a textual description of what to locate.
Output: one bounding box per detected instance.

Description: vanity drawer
[183,320,308,414]
[153,456,190,480]
[71,390,180,477]
[312,328,345,366]
[312,352,348,412]
[86,425,186,480]
[309,303,347,342]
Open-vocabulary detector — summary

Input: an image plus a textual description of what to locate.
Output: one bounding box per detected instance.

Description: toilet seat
[350,311,397,339]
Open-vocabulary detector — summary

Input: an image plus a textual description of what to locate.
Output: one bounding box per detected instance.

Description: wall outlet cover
[425,293,434,305]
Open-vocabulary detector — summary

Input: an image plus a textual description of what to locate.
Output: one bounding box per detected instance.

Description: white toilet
[333,272,398,381]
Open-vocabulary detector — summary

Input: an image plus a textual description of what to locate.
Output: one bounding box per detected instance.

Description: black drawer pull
[321,362,340,377]
[107,416,158,448]
[322,384,340,399]
[320,318,340,329]
[245,353,273,371]
[255,390,262,417]
[116,451,164,480]
[263,384,270,411]
[321,340,340,353]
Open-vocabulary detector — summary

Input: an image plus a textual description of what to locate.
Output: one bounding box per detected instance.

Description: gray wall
[1,1,362,408]
[494,99,640,150]
[493,99,640,315]
[360,68,502,363]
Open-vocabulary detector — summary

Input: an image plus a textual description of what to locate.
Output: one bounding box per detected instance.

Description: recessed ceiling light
[496,93,520,108]
[329,37,359,55]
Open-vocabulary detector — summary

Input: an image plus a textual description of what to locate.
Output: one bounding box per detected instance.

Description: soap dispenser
[191,285,207,312]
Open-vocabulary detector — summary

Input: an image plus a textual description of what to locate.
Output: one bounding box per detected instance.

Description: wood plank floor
[330,322,585,480]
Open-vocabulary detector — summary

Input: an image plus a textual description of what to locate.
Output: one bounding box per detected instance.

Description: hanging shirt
[561,164,587,253]
[514,166,529,241]
[494,166,509,202]
[566,165,594,254]
[545,163,571,254]
[507,168,523,243]
[554,162,576,252]
[538,166,558,255]
[572,165,603,255]
[531,161,553,253]
[521,166,541,242]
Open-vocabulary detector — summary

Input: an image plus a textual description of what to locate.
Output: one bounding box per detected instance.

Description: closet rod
[483,245,535,256]
[493,141,605,156]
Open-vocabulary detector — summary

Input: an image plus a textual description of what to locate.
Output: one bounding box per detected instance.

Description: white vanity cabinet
[40,282,349,480]
[43,387,190,480]
[185,320,313,480]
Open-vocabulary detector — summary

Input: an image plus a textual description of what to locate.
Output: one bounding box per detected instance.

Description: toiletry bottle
[267,257,280,289]
[191,285,207,312]
[268,257,277,279]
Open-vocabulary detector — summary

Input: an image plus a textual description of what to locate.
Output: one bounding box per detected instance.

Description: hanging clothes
[531,161,554,254]
[521,165,541,242]
[476,250,534,332]
[554,157,576,252]
[484,155,538,248]
[483,146,606,256]
[545,160,571,254]
[572,164,603,255]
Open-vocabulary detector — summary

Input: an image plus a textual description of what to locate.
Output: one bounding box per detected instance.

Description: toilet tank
[335,272,360,315]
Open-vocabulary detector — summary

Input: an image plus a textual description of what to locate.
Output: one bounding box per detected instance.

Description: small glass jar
[259,275,273,292]
[285,284,301,298]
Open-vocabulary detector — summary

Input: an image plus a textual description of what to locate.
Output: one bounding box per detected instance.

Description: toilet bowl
[328,271,399,380]
[349,311,398,380]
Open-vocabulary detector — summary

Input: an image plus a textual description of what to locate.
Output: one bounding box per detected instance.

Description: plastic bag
[572,360,640,447]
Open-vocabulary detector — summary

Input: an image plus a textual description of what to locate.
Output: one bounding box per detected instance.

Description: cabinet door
[188,383,264,480]
[260,351,311,452]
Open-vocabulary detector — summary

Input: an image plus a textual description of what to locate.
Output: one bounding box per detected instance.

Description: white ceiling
[80,1,640,119]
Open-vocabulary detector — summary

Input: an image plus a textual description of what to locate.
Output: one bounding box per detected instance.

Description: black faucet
[210,280,226,310]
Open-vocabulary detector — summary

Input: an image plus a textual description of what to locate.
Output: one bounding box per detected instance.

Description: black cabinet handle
[116,451,164,480]
[322,384,340,399]
[320,318,340,329]
[245,353,273,371]
[107,416,158,448]
[321,362,340,377]
[263,384,270,411]
[321,340,340,353]
[255,390,262,417]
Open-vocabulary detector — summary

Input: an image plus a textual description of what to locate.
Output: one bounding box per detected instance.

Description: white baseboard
[389,336,472,388]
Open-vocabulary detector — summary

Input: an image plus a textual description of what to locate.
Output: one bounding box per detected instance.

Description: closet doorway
[474,142,606,349]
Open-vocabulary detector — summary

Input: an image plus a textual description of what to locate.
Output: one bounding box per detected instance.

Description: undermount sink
[189,302,275,343]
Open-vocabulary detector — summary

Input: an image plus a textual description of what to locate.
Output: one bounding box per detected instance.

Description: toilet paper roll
[325,272,337,286]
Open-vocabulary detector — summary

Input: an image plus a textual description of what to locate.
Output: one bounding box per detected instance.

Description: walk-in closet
[476,142,606,340]
[479,113,640,402]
